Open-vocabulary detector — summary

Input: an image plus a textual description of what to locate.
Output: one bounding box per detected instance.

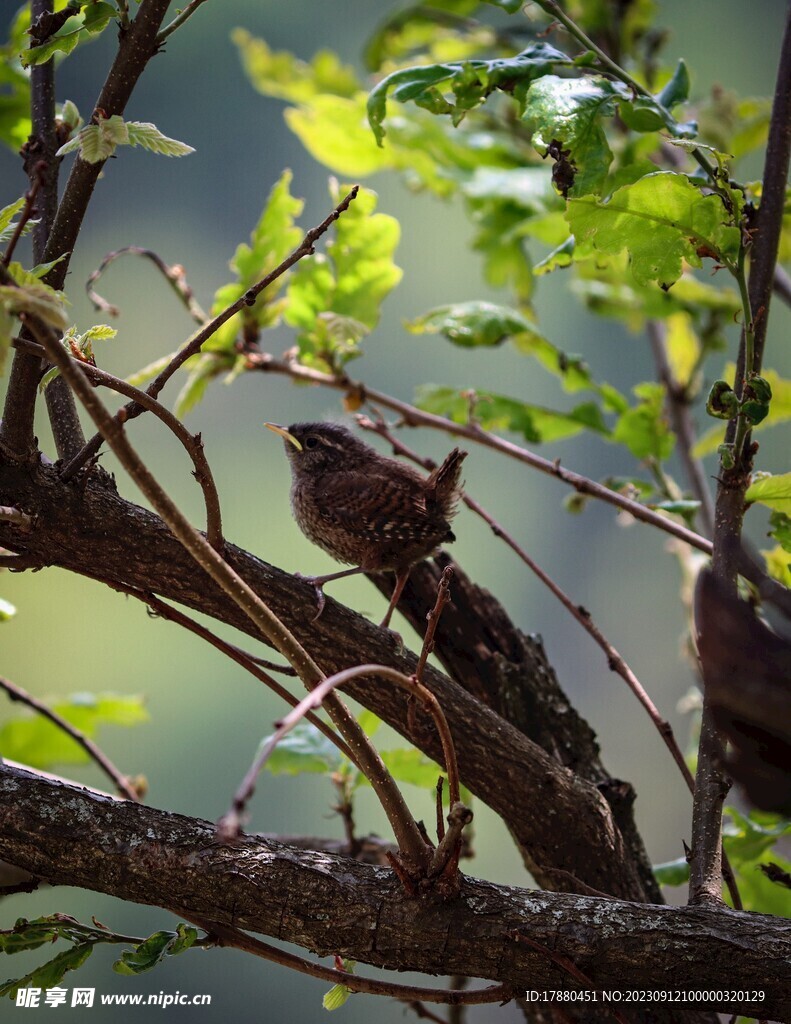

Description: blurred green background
[1,1,789,1020]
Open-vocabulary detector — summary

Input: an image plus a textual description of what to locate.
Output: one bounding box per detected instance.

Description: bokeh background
[1,1,789,1020]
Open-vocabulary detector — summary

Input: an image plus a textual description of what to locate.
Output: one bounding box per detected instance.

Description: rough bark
[0,765,787,1021]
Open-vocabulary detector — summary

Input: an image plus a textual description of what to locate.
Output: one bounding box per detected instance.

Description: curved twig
[220,662,462,839]
[86,246,207,324]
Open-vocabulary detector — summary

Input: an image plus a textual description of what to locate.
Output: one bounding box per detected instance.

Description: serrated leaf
[39,366,61,393]
[367,43,573,145]
[125,121,195,157]
[114,926,197,976]
[567,172,741,286]
[81,324,117,344]
[0,943,94,998]
[0,918,60,954]
[59,98,82,131]
[745,472,791,513]
[0,197,25,238]
[285,184,401,371]
[27,253,69,280]
[125,353,175,388]
[0,597,16,620]
[262,723,343,776]
[234,29,359,104]
[522,76,621,196]
[0,692,148,770]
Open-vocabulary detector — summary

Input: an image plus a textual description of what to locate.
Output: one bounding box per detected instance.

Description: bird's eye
[304,436,319,450]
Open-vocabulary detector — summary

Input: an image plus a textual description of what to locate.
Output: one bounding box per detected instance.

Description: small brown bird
[265,422,466,628]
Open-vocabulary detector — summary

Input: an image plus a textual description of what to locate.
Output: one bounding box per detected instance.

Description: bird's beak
[264,422,303,451]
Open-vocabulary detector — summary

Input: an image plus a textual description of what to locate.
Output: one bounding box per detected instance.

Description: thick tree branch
[0,765,787,1018]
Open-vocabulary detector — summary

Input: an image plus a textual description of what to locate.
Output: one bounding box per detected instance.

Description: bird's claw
[295,572,326,621]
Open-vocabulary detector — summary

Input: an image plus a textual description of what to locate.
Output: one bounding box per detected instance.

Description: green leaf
[286,94,394,177]
[377,748,443,789]
[567,172,741,286]
[745,472,791,513]
[367,43,572,145]
[262,723,343,776]
[0,943,94,998]
[173,353,231,418]
[0,692,148,770]
[0,197,26,243]
[0,597,16,621]
[22,2,116,68]
[612,382,675,461]
[657,60,690,110]
[653,857,689,887]
[126,353,175,388]
[114,925,197,976]
[522,76,621,196]
[415,385,608,443]
[0,917,61,954]
[760,545,791,588]
[124,121,195,157]
[323,984,352,1011]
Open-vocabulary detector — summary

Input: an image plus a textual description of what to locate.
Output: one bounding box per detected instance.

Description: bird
[265,421,467,629]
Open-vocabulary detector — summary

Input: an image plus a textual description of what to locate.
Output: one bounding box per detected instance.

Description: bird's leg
[295,566,366,621]
[380,568,410,629]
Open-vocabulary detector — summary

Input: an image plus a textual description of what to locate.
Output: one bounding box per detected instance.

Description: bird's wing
[315,470,432,543]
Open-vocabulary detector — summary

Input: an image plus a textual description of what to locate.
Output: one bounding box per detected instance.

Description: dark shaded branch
[0,765,787,1019]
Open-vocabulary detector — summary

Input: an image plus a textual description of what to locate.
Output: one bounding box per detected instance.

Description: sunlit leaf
[612,382,675,461]
[567,172,741,286]
[745,472,791,513]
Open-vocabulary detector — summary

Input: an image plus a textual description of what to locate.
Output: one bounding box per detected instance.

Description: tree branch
[0,765,787,1018]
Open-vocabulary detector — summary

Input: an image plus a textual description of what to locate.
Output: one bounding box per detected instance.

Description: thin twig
[0,675,140,801]
[14,335,223,549]
[187,916,512,1006]
[86,246,207,324]
[646,320,715,537]
[1,161,45,267]
[249,353,713,556]
[415,566,454,684]
[60,186,360,482]
[156,0,211,43]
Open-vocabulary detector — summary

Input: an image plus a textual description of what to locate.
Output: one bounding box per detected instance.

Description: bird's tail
[427,448,467,512]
